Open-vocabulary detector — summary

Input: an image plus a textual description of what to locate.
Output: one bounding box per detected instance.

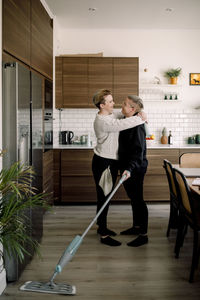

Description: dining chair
[163,159,179,237]
[173,168,200,282]
[179,152,200,168]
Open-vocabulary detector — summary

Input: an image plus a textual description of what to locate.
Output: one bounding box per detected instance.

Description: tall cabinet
[3,0,53,80]
[31,0,53,79]
[2,0,53,281]
[3,0,31,65]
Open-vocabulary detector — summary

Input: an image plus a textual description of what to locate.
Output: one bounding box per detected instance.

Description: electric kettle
[60,131,74,144]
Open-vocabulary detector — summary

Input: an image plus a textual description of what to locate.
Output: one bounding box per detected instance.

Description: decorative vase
[195,134,200,144]
[170,77,177,85]
[161,135,168,144]
[188,136,195,144]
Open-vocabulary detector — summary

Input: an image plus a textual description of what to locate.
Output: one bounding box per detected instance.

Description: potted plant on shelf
[164,67,182,84]
[0,150,49,267]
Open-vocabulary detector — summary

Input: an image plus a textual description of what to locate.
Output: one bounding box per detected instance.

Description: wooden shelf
[139,84,182,102]
[140,84,182,88]
[144,99,182,102]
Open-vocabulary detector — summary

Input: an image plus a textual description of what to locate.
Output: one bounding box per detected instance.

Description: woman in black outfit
[118,95,148,247]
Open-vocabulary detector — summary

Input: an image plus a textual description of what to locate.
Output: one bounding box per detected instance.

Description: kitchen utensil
[60,131,74,144]
[44,130,53,145]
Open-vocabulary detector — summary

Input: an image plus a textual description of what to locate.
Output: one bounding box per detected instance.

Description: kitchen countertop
[147,144,200,149]
[54,144,94,149]
[54,144,200,150]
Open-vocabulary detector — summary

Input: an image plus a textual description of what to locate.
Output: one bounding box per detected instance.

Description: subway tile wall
[53,108,200,147]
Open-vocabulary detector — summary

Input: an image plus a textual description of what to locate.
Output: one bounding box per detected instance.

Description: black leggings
[92,154,118,233]
[122,168,148,234]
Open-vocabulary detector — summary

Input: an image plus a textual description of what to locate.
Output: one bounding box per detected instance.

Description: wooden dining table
[173,164,200,196]
[173,164,200,177]
[187,178,200,196]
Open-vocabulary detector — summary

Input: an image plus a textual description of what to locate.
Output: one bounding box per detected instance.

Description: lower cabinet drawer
[112,175,170,202]
[61,176,96,202]
[143,175,169,201]
[60,174,170,203]
[54,149,181,204]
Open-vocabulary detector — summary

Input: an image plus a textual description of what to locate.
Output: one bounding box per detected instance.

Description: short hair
[93,89,112,109]
[127,95,144,111]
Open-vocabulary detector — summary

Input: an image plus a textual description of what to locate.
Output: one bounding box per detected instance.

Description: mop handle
[81,174,127,239]
[49,174,127,284]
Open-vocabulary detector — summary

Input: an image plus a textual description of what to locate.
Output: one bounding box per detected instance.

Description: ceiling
[45,0,200,29]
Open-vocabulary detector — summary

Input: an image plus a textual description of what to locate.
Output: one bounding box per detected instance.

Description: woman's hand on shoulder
[138,111,148,123]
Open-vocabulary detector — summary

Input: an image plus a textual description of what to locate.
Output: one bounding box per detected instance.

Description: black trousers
[122,168,148,234]
[92,154,118,234]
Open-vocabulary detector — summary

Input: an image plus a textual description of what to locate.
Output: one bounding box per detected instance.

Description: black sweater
[118,123,148,174]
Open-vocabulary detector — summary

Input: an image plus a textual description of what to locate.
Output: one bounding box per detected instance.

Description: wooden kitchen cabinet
[61,177,96,203]
[43,150,54,204]
[53,150,61,202]
[143,149,179,201]
[88,57,113,107]
[55,57,63,108]
[3,0,53,80]
[62,57,88,108]
[31,0,53,79]
[113,57,139,106]
[111,149,180,202]
[61,149,93,176]
[3,0,31,65]
[60,149,96,203]
[55,57,139,109]
[145,149,179,175]
[53,148,183,203]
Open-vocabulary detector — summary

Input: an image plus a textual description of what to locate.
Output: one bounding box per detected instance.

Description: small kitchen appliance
[60,131,74,144]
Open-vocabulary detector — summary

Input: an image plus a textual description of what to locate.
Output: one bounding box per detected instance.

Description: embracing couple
[92,89,148,248]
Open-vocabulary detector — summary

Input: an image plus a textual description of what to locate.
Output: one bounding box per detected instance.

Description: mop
[20,174,126,295]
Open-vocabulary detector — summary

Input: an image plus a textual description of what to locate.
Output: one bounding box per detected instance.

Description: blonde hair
[93,89,112,109]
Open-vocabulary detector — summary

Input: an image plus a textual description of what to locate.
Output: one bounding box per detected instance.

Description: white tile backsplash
[53,108,200,147]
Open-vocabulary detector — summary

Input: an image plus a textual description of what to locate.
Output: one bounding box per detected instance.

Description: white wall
[0,0,7,294]
[56,28,200,108]
[52,27,200,146]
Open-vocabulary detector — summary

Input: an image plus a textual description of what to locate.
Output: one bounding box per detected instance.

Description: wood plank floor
[2,204,200,299]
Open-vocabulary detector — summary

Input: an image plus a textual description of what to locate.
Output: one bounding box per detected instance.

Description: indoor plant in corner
[164,67,182,84]
[0,150,49,273]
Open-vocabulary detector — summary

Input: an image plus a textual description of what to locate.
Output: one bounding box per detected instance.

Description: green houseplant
[164,67,182,84]
[0,150,49,265]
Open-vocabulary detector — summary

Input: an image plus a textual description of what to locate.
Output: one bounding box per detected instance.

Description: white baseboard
[0,268,6,295]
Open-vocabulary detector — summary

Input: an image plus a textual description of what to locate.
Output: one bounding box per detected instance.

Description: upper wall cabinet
[3,0,31,65]
[62,57,88,108]
[55,57,139,108]
[88,57,113,107]
[3,0,53,80]
[31,0,53,79]
[113,58,138,105]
